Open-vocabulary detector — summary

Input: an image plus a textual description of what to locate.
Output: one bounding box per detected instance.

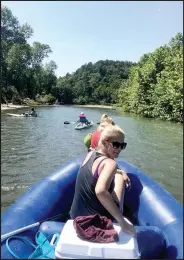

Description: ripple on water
[1,107,183,212]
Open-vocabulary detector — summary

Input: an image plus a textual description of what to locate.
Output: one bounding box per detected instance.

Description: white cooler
[55,220,140,259]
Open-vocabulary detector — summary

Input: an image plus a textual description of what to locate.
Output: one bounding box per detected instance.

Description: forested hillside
[118,33,183,122]
[1,6,135,106]
[1,6,183,122]
[56,60,135,105]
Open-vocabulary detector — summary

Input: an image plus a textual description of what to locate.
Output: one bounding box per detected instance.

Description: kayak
[7,113,37,117]
[1,157,183,259]
[7,113,27,117]
[75,121,93,130]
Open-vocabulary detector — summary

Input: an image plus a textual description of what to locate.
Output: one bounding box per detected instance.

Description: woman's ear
[102,139,107,147]
[101,139,105,145]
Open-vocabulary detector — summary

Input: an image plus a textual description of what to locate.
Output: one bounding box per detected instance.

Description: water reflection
[1,106,183,212]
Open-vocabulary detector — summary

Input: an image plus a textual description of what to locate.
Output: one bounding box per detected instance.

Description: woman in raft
[91,114,115,150]
[84,114,131,189]
[70,124,135,236]
[70,125,166,258]
[83,114,114,150]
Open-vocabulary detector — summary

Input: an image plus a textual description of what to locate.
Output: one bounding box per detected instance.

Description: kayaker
[77,112,89,124]
[28,108,37,117]
[70,124,135,236]
[22,108,36,117]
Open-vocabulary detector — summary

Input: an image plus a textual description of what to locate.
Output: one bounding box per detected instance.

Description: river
[1,106,183,212]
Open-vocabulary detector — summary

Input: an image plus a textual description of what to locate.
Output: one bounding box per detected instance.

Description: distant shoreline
[1,103,118,111]
[1,104,29,111]
[73,104,117,110]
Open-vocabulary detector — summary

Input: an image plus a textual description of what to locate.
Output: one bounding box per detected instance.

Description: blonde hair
[100,114,115,125]
[98,124,125,145]
[98,121,111,132]
[100,114,108,123]
[97,114,115,132]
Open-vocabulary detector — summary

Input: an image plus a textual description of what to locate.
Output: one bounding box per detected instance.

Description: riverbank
[73,104,117,110]
[1,103,119,111]
[1,103,57,111]
[1,103,29,111]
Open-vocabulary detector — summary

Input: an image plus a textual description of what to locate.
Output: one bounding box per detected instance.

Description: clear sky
[2,1,183,77]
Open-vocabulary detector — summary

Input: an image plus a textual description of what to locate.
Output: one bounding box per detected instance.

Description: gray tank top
[70,151,118,220]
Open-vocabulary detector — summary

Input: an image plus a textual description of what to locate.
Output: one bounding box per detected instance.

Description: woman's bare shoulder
[103,158,116,167]
[97,157,117,175]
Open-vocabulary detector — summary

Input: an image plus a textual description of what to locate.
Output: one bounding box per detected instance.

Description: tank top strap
[93,157,108,179]
[80,150,94,167]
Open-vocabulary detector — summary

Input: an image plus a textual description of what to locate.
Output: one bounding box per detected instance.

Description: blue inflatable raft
[1,158,183,259]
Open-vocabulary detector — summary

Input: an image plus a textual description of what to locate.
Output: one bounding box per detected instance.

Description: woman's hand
[116,169,131,190]
[119,217,136,237]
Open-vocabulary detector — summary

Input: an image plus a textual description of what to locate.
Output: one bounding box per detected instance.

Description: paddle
[1,212,65,242]
[64,121,100,125]
[64,121,76,124]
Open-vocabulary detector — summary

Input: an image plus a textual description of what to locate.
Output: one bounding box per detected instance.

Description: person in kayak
[77,112,89,125]
[28,108,37,117]
[22,108,37,117]
[70,124,135,236]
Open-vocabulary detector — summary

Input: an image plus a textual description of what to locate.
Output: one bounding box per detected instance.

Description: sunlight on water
[1,106,183,212]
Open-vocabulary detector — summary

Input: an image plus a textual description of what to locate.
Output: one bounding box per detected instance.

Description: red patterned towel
[73,214,119,243]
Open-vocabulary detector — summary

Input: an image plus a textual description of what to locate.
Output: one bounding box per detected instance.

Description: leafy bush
[23,98,38,105]
[12,95,22,105]
[1,85,23,104]
[35,94,55,104]
[46,94,55,104]
[73,96,87,105]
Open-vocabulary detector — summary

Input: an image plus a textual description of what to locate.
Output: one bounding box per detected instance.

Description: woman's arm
[95,160,135,236]
[113,172,125,205]
[116,169,131,189]
[95,160,124,222]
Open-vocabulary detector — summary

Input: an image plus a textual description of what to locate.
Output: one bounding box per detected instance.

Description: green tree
[1,6,56,104]
[31,42,52,68]
[118,33,183,122]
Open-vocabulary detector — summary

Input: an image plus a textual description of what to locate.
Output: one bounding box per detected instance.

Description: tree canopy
[56,60,135,105]
[1,6,57,105]
[118,33,183,122]
[1,6,183,122]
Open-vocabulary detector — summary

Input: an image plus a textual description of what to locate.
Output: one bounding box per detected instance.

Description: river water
[1,106,183,212]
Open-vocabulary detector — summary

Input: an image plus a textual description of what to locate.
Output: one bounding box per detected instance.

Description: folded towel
[73,214,119,243]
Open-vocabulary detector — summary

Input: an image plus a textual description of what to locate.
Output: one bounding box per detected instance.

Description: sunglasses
[111,141,127,150]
